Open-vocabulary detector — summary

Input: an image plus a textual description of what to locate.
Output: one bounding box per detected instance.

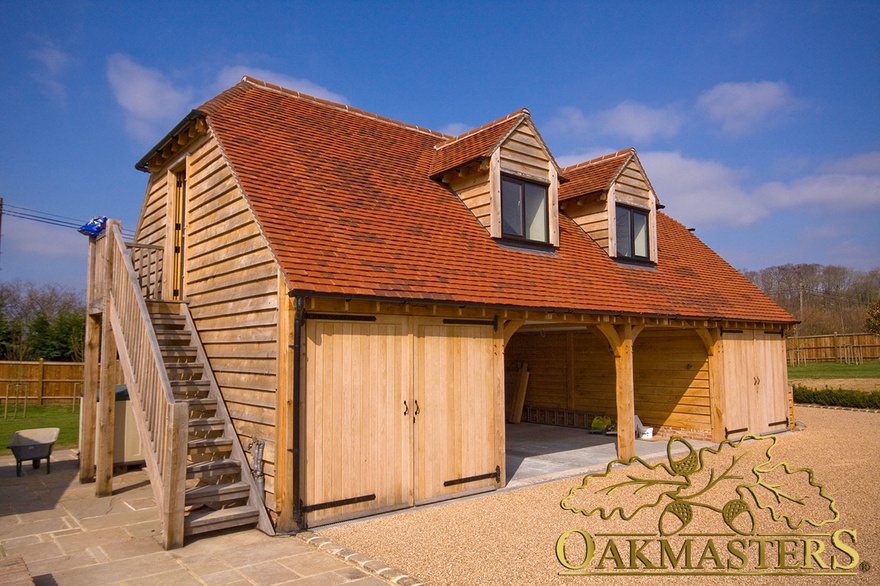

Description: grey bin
[91,385,145,466]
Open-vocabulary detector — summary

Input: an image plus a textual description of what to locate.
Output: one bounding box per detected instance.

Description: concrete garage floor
[504,422,712,488]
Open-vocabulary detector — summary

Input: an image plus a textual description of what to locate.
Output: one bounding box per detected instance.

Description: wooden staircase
[148,301,266,538]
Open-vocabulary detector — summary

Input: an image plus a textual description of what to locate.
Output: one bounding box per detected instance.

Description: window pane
[524,182,547,242]
[616,207,632,257]
[633,210,648,258]
[502,178,523,236]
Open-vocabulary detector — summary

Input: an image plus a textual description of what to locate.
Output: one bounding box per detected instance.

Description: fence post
[38,359,45,406]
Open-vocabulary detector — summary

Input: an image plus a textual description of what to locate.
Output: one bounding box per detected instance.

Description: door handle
[414,400,420,416]
[403,400,408,416]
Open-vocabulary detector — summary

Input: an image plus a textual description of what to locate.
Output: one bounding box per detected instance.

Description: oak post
[697,327,726,443]
[162,401,188,549]
[275,276,296,532]
[79,235,101,483]
[596,324,643,461]
[96,222,120,496]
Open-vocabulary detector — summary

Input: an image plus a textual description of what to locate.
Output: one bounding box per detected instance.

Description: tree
[0,280,86,361]
[867,299,880,335]
[742,264,880,335]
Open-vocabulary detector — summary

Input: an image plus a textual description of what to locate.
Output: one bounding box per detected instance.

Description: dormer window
[501,175,548,243]
[616,204,650,261]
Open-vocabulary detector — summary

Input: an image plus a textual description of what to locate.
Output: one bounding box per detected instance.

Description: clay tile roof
[192,78,794,324]
[428,109,529,177]
[559,148,634,201]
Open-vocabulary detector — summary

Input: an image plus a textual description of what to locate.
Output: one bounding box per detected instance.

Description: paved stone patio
[0,450,408,585]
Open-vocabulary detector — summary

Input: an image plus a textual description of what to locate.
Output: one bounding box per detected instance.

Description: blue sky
[1,1,878,292]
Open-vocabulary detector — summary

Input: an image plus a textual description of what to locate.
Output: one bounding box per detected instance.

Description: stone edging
[297,531,427,586]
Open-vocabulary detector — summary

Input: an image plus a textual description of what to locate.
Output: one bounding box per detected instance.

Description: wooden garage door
[414,322,499,503]
[722,330,789,437]
[303,317,412,525]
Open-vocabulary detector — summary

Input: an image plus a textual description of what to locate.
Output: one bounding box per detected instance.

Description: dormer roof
[559,148,657,202]
[429,109,560,179]
[167,77,794,324]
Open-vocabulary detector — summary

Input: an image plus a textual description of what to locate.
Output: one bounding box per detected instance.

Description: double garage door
[302,315,502,526]
[721,330,790,437]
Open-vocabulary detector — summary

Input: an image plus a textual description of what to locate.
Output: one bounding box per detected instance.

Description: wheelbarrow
[8,427,60,477]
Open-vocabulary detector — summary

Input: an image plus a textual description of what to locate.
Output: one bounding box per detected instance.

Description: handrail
[104,222,186,548]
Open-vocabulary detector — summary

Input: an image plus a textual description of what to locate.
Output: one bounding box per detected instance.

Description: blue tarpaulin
[78,216,107,237]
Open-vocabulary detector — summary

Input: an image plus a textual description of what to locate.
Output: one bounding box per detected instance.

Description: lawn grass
[788,360,880,379]
[1,404,79,457]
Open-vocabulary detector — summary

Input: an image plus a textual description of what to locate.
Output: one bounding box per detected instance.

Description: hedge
[792,385,880,409]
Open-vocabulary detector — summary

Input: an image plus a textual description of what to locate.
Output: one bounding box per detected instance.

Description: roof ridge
[433,108,530,151]
[562,147,635,173]
[241,76,449,139]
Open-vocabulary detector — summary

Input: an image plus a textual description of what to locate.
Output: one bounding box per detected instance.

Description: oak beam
[502,319,525,345]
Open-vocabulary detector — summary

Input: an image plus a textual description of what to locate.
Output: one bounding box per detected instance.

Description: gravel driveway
[320,405,879,585]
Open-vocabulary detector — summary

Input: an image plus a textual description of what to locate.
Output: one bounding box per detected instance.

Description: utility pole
[0,196,4,272]
[799,281,804,324]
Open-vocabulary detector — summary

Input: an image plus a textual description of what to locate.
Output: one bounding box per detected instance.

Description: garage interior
[503,326,715,487]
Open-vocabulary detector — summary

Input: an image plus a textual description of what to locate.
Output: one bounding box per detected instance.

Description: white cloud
[598,102,685,142]
[30,42,72,99]
[640,151,765,227]
[439,122,471,137]
[634,150,880,230]
[32,44,70,75]
[697,81,802,135]
[548,102,684,143]
[215,66,348,104]
[821,151,880,175]
[106,57,350,142]
[107,54,194,141]
[755,173,880,210]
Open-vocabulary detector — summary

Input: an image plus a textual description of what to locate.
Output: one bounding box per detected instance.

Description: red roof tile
[195,78,794,324]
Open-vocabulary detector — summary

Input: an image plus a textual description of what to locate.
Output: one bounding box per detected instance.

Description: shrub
[793,385,880,409]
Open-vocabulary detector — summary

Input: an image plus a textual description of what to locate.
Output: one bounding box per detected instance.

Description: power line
[0,202,135,239]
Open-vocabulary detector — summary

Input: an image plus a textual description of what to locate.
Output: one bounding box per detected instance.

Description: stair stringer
[180,303,275,536]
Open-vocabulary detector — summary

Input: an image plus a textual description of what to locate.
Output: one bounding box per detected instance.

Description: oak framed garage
[81,77,796,547]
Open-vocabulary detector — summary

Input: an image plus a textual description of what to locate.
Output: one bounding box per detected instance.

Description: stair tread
[188,437,233,449]
[180,398,217,406]
[184,505,259,535]
[186,480,250,501]
[187,458,240,472]
[190,416,224,425]
[172,379,209,386]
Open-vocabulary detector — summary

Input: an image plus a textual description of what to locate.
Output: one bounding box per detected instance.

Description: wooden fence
[786,333,880,364]
[1,360,83,408]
